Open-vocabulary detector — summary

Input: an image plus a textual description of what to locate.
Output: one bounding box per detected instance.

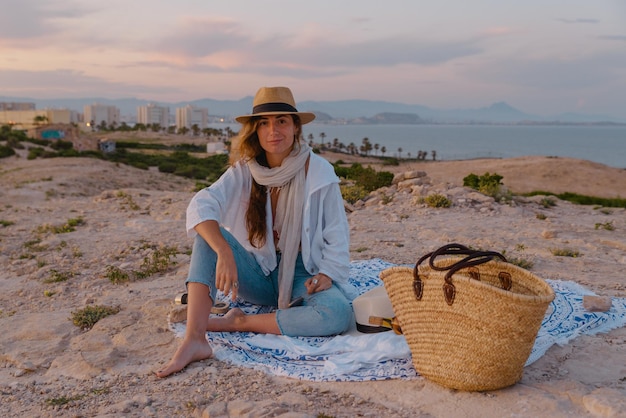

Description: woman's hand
[215,249,239,301]
[305,273,332,294]
[194,220,239,301]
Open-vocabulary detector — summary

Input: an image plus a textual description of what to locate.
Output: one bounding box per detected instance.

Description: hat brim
[235,111,316,125]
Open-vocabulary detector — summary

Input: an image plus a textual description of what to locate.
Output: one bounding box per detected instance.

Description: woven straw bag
[380,243,555,391]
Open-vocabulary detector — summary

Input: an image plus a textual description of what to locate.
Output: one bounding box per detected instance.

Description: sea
[211,123,626,169]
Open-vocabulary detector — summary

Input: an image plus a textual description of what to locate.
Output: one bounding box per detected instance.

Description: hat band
[252,102,298,114]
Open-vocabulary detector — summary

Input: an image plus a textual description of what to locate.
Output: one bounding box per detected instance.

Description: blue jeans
[186,229,352,337]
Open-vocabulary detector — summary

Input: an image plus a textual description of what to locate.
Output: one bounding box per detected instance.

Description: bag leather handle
[414,243,475,271]
[412,243,508,305]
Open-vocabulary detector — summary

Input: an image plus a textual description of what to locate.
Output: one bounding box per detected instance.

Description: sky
[1,0,625,119]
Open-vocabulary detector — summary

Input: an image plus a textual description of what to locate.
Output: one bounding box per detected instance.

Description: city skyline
[1,1,625,120]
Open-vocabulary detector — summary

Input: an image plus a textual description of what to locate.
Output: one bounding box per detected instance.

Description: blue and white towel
[169,259,626,382]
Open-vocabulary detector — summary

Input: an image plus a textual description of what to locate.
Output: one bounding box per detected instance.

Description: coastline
[325,151,626,199]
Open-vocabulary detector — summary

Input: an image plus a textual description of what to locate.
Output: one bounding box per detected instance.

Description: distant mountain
[547,112,622,124]
[0,95,622,124]
[435,101,535,123]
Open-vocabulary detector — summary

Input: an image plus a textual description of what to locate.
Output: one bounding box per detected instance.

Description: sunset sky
[1,0,625,119]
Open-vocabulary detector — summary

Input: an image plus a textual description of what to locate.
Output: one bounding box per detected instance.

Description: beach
[1,151,625,417]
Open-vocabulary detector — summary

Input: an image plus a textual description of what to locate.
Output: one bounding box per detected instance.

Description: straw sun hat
[235,86,316,125]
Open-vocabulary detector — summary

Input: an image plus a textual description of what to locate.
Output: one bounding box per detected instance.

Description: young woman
[157,87,356,378]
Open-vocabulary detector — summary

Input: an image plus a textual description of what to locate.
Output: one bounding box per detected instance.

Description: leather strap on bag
[412,243,509,305]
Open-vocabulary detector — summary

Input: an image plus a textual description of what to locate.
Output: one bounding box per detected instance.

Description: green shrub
[340,184,369,204]
[5,137,25,149]
[381,157,400,166]
[194,181,210,192]
[106,245,180,283]
[71,305,121,330]
[507,257,534,270]
[424,194,451,208]
[540,197,557,208]
[130,161,149,170]
[463,172,504,198]
[525,191,626,208]
[550,248,581,257]
[36,216,85,234]
[158,162,177,173]
[50,140,74,150]
[105,265,129,284]
[595,221,615,231]
[0,144,16,158]
[335,163,393,192]
[43,269,73,283]
[27,147,45,159]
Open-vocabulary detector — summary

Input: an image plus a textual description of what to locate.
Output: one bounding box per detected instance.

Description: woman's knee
[313,296,353,335]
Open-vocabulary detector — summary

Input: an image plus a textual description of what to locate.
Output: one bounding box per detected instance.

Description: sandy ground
[1,150,625,417]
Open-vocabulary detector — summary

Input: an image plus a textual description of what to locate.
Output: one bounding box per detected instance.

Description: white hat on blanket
[353,286,396,333]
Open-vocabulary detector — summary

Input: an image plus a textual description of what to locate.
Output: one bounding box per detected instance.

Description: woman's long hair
[230,115,303,248]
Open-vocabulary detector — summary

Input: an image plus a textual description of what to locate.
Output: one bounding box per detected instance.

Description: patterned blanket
[169,259,626,382]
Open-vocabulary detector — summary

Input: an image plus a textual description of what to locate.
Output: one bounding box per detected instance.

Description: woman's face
[256,114,297,167]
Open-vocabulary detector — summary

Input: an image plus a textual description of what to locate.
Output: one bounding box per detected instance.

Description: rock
[583,388,626,417]
[277,392,309,405]
[364,196,381,207]
[410,185,427,196]
[465,191,495,204]
[227,399,255,415]
[392,171,425,184]
[541,229,558,239]
[392,172,404,184]
[583,296,612,312]
[397,177,427,190]
[18,361,36,371]
[202,401,227,417]
[168,305,188,323]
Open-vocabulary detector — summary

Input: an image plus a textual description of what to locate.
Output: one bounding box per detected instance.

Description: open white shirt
[186,152,357,300]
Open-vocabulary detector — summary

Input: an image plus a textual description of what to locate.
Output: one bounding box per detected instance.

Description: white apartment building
[0,109,72,129]
[137,104,169,127]
[176,105,208,130]
[84,104,120,128]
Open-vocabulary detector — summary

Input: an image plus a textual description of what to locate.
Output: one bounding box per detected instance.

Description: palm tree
[374,143,379,156]
[397,147,403,158]
[224,126,236,138]
[381,146,386,157]
[33,115,48,125]
[361,137,372,156]
[432,150,437,161]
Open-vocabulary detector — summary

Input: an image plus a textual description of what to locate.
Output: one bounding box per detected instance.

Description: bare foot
[206,307,246,332]
[156,337,213,378]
